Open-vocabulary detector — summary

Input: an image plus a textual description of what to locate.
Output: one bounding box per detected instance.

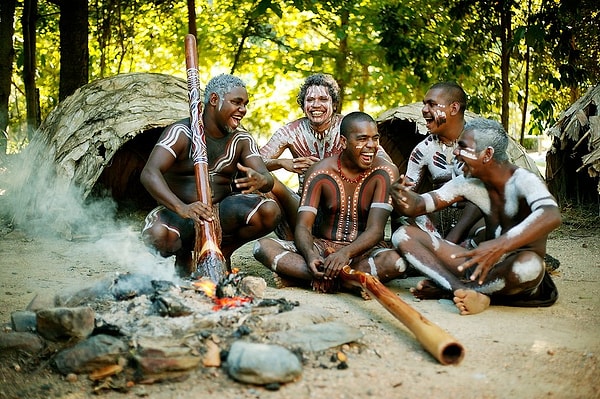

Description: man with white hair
[141,74,280,276]
[391,118,560,314]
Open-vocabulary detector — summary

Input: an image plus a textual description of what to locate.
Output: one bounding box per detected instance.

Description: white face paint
[458,148,478,160]
[304,85,334,130]
[513,257,543,283]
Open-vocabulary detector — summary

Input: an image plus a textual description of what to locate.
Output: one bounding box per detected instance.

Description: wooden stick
[184,34,227,283]
[340,266,465,365]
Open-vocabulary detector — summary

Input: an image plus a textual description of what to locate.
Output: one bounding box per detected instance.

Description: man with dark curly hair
[260,73,390,239]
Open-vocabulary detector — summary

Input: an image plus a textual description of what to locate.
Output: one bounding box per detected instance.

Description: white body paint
[403,253,452,291]
[512,257,543,283]
[391,226,410,248]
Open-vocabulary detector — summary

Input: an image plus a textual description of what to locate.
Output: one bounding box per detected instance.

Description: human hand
[391,175,416,210]
[180,201,213,224]
[290,156,320,175]
[306,254,325,279]
[323,250,350,280]
[235,163,267,193]
[451,240,507,284]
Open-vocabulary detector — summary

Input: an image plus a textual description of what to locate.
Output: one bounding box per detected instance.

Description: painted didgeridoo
[184,34,227,283]
[340,265,465,365]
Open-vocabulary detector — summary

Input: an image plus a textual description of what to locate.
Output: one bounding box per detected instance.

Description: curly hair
[296,73,341,111]
[203,74,246,105]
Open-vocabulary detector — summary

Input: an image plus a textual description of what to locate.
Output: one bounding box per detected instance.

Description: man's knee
[512,252,544,286]
[391,226,412,249]
[376,249,406,274]
[253,237,284,270]
[142,223,183,256]
[255,200,282,230]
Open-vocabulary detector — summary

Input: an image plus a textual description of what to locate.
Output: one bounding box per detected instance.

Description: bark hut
[31,72,189,211]
[545,84,600,207]
[376,103,541,193]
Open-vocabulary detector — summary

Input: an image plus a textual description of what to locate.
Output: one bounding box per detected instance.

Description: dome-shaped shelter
[30,72,189,210]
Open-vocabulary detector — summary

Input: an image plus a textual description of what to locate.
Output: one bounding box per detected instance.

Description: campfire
[1,269,362,394]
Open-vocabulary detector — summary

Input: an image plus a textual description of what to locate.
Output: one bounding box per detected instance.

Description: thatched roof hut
[545,84,600,206]
[30,72,189,211]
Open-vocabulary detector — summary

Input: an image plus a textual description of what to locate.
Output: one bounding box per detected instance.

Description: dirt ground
[0,205,599,399]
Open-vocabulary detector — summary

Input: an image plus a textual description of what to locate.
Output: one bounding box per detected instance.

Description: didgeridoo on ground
[340,266,465,365]
[184,34,227,283]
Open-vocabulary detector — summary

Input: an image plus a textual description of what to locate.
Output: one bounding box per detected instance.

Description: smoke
[0,140,178,282]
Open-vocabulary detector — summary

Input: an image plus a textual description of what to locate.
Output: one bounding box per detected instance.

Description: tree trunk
[23,0,39,140]
[0,0,16,155]
[335,8,350,112]
[520,0,531,145]
[500,2,511,130]
[59,0,89,101]
[187,0,197,37]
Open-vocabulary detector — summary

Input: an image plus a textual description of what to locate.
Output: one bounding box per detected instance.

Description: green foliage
[5,0,599,152]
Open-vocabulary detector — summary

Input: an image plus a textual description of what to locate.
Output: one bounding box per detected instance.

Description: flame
[211,296,252,311]
[192,278,217,298]
[191,270,252,311]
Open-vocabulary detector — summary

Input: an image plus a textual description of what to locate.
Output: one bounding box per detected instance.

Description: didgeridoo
[340,266,465,365]
[184,34,227,283]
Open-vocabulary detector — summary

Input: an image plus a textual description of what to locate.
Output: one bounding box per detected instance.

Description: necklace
[337,155,370,184]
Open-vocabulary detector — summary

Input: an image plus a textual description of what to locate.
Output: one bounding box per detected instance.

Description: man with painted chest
[392,118,561,315]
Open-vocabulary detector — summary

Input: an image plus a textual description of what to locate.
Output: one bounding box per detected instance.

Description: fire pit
[1,270,364,394]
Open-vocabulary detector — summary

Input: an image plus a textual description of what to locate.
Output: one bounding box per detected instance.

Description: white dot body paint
[404,253,452,291]
[513,257,543,283]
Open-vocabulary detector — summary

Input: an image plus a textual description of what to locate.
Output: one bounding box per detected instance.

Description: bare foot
[453,289,491,315]
[410,279,452,300]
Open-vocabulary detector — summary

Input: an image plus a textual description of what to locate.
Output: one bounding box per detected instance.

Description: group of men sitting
[140,73,561,315]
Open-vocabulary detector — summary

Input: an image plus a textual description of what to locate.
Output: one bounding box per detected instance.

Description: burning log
[340,266,465,365]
